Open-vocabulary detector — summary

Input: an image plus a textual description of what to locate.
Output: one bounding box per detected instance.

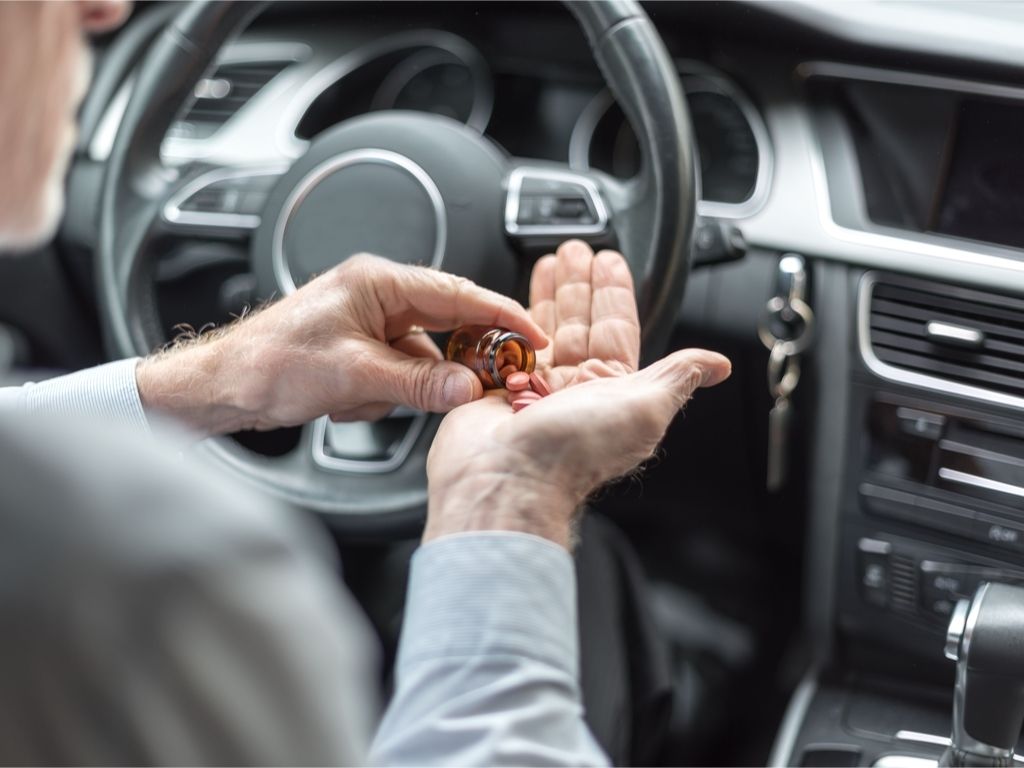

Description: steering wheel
[97,0,696,534]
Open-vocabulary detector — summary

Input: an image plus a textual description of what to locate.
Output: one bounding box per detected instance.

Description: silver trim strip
[799,60,1024,103]
[368,44,493,133]
[939,467,1024,500]
[895,731,1024,764]
[504,166,610,237]
[568,61,774,220]
[873,757,939,768]
[277,30,493,158]
[272,149,447,294]
[767,672,818,768]
[926,321,984,347]
[311,412,428,474]
[897,730,952,747]
[91,42,311,164]
[939,439,1024,471]
[944,600,970,661]
[857,273,1024,412]
[162,165,286,230]
[802,63,1024,281]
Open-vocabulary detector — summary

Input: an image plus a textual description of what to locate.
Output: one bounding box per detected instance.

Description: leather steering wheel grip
[99,1,263,356]
[94,0,696,528]
[101,1,694,363]
[568,1,697,361]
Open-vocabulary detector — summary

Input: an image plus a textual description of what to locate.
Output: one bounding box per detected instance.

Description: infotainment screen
[934,98,1024,250]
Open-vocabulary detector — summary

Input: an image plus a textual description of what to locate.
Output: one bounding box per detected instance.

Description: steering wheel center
[252,111,517,303]
[273,149,446,294]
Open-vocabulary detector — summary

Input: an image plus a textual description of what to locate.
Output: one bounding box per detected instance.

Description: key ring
[758,296,815,357]
[767,341,801,400]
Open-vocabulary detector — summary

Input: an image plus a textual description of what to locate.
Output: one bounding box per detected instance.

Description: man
[0,2,731,764]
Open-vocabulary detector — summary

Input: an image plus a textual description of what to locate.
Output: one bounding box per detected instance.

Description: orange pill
[505,371,531,391]
[528,371,552,397]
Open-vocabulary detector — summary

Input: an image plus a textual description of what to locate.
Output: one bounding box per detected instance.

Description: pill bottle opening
[487,332,536,387]
[444,325,537,389]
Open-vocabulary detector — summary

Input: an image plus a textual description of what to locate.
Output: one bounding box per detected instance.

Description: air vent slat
[890,554,919,612]
[874,282,1024,318]
[872,298,1024,344]
[874,347,1024,396]
[177,59,291,131]
[870,330,1024,376]
[866,275,1024,406]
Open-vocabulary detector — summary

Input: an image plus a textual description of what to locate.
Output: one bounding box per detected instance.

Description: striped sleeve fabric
[0,358,149,432]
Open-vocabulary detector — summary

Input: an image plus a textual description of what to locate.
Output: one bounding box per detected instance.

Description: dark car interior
[5,2,1024,765]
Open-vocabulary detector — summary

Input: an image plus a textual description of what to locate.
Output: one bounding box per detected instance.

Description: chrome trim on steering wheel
[162,165,287,230]
[271,148,447,294]
[504,166,610,237]
[568,60,773,221]
[311,412,429,474]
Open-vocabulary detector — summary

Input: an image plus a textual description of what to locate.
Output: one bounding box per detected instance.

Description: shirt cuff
[19,358,150,432]
[398,531,578,676]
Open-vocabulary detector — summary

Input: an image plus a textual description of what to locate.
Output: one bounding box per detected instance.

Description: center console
[764,53,1024,766]
[770,265,1024,766]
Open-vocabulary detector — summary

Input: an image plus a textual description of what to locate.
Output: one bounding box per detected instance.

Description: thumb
[637,348,732,406]
[370,351,484,412]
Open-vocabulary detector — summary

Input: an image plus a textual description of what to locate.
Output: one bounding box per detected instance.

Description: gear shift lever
[940,582,1024,767]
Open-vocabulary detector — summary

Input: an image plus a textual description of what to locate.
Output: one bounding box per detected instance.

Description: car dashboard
[37,2,1024,766]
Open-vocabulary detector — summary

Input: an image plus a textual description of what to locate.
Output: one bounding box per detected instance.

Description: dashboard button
[920,561,982,618]
[973,515,1024,553]
[858,538,892,608]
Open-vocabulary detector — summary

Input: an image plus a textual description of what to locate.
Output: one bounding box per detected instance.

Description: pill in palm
[512,390,542,403]
[528,371,552,397]
[505,371,531,391]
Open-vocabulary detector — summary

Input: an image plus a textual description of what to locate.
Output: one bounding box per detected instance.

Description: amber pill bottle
[445,326,537,388]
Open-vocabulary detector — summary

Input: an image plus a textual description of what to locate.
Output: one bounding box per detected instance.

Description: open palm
[529,240,641,389]
[425,240,731,530]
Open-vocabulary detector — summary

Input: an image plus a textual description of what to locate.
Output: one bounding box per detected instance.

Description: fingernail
[442,372,474,407]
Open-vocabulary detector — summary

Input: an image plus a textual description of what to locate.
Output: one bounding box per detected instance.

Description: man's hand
[424,240,731,549]
[136,254,548,436]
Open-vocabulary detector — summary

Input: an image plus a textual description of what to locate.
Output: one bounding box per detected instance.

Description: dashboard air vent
[863,274,1024,406]
[174,61,291,138]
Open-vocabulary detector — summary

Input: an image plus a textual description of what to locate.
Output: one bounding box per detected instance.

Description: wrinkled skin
[137,254,548,434]
[425,240,730,549]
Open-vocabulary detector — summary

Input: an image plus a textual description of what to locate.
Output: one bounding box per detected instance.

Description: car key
[766,341,800,492]
[759,254,814,493]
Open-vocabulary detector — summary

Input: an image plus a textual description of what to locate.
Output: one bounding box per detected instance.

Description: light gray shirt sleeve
[0,364,605,766]
[0,357,149,431]
[371,532,609,767]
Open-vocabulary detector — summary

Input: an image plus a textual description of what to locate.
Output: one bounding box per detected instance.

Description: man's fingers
[367,256,548,349]
[638,348,732,406]
[529,254,557,337]
[363,345,485,413]
[589,249,640,371]
[553,239,594,366]
[390,329,443,360]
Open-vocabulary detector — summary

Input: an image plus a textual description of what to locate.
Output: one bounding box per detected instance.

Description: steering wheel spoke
[229,412,440,533]
[160,163,288,238]
[99,0,693,528]
[503,162,616,241]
